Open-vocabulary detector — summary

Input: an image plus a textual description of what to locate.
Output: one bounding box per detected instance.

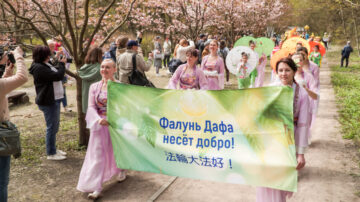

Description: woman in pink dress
[292,52,319,144]
[77,59,125,200]
[249,40,267,88]
[168,49,208,90]
[296,47,320,130]
[257,57,311,202]
[296,47,320,88]
[292,53,319,100]
[201,40,225,90]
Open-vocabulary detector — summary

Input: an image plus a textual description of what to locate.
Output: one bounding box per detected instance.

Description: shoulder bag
[0,121,21,158]
[128,53,155,87]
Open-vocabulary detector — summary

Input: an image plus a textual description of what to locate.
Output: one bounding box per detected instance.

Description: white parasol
[226,46,258,77]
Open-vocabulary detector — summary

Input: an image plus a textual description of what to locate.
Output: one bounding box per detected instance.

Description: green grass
[330,50,360,144]
[10,105,86,166]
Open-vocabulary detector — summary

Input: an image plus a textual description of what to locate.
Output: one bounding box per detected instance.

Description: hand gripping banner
[107,82,297,192]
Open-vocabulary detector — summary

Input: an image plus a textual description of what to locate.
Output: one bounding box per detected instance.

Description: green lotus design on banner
[107,82,297,192]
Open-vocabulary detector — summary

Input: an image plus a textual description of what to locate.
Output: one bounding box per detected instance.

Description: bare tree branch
[62,0,78,63]
[0,28,34,33]
[82,0,116,59]
[78,0,90,57]
[30,0,73,56]
[98,0,137,47]
[3,0,47,45]
[65,69,80,80]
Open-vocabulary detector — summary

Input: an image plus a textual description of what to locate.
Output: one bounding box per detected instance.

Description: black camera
[0,46,16,64]
[0,64,5,78]
[59,55,73,63]
[0,46,16,78]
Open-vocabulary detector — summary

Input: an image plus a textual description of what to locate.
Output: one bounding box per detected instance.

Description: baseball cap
[127,40,139,47]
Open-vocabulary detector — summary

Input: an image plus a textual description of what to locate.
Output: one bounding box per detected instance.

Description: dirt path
[8,56,360,201]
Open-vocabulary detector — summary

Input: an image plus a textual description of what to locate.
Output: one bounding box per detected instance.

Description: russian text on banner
[107,82,297,192]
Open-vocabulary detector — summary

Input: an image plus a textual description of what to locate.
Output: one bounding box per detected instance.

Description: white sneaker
[88,191,101,200]
[47,153,66,161]
[117,171,127,182]
[64,107,72,112]
[156,73,160,77]
[57,149,67,156]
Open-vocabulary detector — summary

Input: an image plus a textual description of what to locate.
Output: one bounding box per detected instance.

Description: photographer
[29,45,67,161]
[0,46,16,78]
[47,40,72,112]
[0,47,28,202]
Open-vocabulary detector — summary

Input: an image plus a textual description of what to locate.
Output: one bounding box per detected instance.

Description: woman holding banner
[77,59,126,200]
[257,57,311,202]
[168,49,208,90]
[200,40,225,90]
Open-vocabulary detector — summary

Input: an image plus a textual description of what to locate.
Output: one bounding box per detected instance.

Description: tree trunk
[75,77,89,146]
[339,4,348,40]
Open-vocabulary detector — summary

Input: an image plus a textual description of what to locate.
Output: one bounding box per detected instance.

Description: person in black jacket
[196,34,207,64]
[341,41,354,67]
[29,45,67,161]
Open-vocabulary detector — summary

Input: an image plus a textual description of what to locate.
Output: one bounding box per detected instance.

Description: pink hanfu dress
[307,61,320,130]
[200,55,225,90]
[255,54,267,88]
[295,70,319,143]
[168,64,208,90]
[77,81,122,193]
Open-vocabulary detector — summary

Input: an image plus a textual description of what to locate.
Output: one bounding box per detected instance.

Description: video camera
[0,45,16,78]
[59,54,73,63]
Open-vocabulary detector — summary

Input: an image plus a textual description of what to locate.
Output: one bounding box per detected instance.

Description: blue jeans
[60,86,68,108]
[0,156,10,202]
[60,76,68,108]
[38,101,60,155]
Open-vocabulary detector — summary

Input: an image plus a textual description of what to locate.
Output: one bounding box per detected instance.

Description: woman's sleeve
[85,83,102,129]
[197,69,208,90]
[308,73,319,98]
[168,65,183,89]
[183,41,195,52]
[0,52,28,95]
[200,56,207,71]
[217,57,225,89]
[295,91,311,154]
[79,64,101,82]
[34,62,65,82]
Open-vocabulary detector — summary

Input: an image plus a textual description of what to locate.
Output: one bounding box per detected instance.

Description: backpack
[128,53,155,87]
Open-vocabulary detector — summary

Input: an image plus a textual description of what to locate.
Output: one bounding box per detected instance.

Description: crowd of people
[0,29,355,202]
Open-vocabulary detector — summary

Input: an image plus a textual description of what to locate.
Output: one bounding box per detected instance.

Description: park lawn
[330,49,360,145]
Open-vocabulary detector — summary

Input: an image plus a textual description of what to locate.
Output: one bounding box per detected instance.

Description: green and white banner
[108,82,297,192]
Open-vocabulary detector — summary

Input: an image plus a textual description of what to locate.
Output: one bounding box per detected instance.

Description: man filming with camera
[0,46,16,78]
[47,39,73,112]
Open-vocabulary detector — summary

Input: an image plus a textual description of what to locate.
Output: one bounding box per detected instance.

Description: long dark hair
[276,57,297,73]
[85,47,103,64]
